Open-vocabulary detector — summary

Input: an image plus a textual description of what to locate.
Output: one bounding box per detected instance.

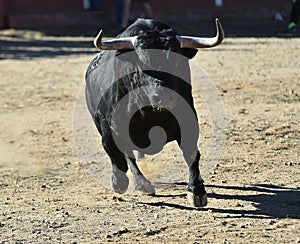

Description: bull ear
[181,48,198,59]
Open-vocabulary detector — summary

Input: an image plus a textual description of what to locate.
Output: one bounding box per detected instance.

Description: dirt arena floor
[0,24,299,243]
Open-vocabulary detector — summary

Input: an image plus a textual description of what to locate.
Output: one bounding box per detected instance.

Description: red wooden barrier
[0,0,5,28]
[0,0,288,29]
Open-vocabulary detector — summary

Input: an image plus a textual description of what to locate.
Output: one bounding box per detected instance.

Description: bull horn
[94,30,137,50]
[176,18,224,49]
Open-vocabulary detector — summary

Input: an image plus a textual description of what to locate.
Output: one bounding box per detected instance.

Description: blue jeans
[90,0,104,10]
[115,0,123,26]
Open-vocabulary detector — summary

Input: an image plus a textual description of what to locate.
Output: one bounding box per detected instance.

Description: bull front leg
[101,132,129,194]
[179,142,207,208]
[100,127,154,194]
[186,151,207,207]
[126,155,155,195]
[94,112,130,194]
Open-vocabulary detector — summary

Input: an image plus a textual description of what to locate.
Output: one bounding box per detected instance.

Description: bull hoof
[111,171,129,194]
[187,192,208,208]
[134,176,155,195]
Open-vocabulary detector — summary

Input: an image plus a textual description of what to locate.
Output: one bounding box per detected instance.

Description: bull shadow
[138,183,300,219]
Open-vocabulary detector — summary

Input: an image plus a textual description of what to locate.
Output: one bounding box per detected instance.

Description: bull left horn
[176,18,224,49]
[94,30,137,50]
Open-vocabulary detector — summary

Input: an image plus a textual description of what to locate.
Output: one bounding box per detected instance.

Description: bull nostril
[153,95,161,104]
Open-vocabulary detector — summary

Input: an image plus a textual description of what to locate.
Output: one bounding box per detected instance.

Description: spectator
[115,0,123,28]
[83,0,104,11]
[287,0,300,33]
[121,0,153,29]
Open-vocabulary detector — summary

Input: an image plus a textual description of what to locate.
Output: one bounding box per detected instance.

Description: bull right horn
[176,18,224,49]
[94,30,137,50]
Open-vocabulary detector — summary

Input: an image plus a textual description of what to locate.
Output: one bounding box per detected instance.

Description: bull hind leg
[179,143,207,208]
[126,155,155,195]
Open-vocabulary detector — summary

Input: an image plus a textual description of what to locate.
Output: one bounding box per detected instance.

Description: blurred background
[0,0,294,37]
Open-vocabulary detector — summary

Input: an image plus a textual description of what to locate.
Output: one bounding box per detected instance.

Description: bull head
[94,19,224,50]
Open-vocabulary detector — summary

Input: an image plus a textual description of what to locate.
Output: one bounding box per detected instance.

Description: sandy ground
[0,28,299,243]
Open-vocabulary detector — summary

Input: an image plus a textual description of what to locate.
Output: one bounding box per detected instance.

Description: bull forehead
[135,30,180,51]
[123,18,177,36]
[133,29,183,65]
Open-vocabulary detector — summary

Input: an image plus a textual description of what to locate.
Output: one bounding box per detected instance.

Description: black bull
[85,18,224,207]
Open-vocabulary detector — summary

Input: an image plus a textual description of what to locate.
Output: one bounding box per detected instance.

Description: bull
[85,18,224,207]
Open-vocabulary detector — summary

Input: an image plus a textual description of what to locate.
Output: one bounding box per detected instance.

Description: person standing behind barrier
[287,0,300,33]
[115,0,123,28]
[121,0,153,29]
[83,0,104,11]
